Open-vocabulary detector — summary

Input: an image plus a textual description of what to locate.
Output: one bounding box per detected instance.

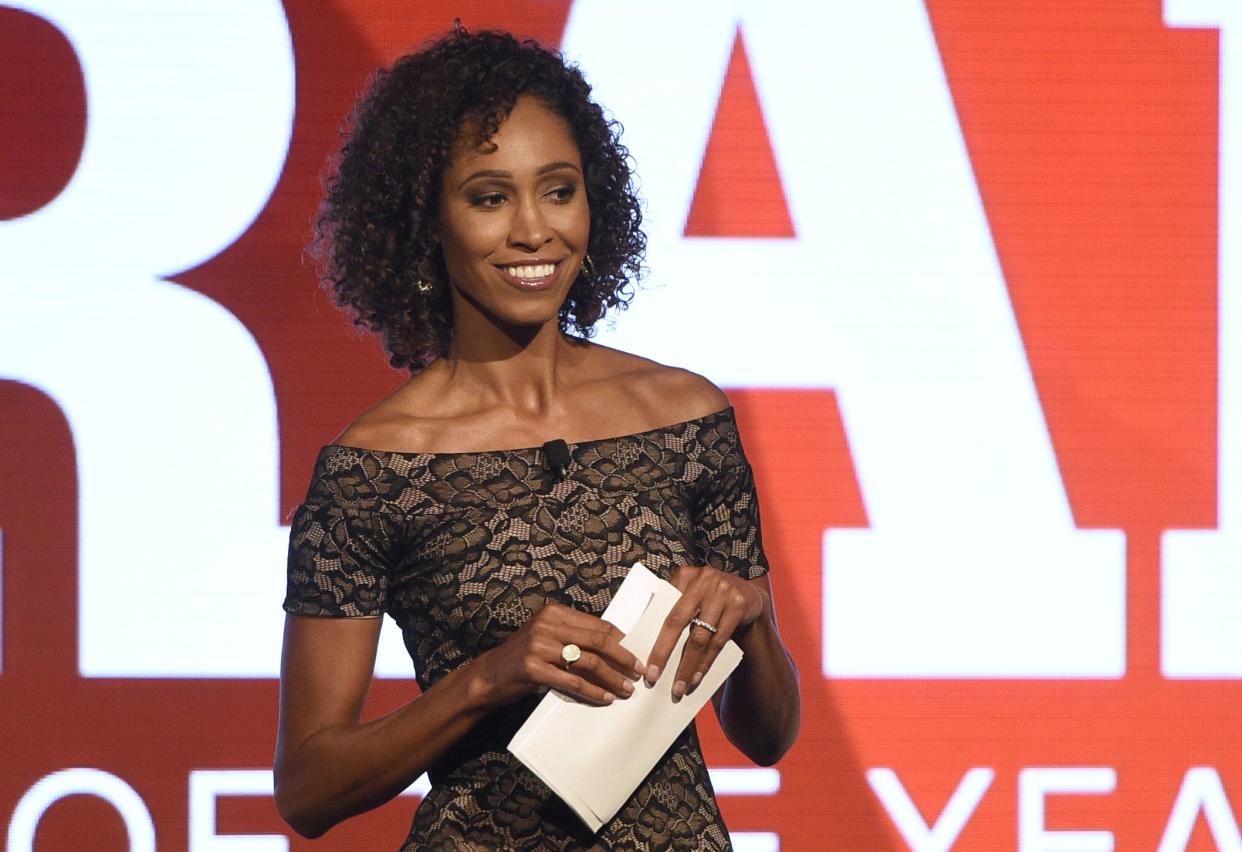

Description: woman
[275,27,800,850]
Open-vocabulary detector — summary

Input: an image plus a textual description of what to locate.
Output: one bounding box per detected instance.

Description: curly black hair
[311,26,646,372]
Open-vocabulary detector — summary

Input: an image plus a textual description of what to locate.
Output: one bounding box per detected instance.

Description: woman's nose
[507,195,552,250]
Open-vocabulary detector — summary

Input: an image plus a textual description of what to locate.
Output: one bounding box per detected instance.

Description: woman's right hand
[469,603,644,709]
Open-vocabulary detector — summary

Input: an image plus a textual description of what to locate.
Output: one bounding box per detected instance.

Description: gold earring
[580,254,596,280]
[416,279,434,294]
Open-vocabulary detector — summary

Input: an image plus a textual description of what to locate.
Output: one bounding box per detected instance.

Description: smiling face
[437,94,591,338]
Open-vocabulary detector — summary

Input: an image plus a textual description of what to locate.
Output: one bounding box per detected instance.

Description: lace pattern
[284,407,768,850]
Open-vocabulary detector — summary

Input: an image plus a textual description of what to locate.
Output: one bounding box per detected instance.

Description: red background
[0,1,1233,848]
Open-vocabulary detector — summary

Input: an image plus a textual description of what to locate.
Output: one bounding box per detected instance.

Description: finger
[551,622,643,680]
[644,592,702,686]
[675,602,724,693]
[685,609,740,696]
[537,659,621,706]
[532,604,641,674]
[538,603,626,637]
[558,647,640,699]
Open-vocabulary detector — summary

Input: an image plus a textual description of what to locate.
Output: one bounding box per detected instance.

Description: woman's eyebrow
[458,161,581,189]
[537,160,581,175]
[458,168,511,189]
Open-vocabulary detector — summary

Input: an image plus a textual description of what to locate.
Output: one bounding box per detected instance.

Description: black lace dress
[283,407,770,850]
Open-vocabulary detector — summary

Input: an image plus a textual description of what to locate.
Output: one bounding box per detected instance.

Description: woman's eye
[470,192,506,209]
[546,185,577,203]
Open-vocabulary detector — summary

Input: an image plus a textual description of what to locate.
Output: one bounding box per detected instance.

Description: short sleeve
[283,449,398,617]
[690,412,770,580]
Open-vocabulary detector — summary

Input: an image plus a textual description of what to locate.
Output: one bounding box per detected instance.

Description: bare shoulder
[333,406,409,452]
[331,365,451,452]
[584,344,731,426]
[640,363,731,420]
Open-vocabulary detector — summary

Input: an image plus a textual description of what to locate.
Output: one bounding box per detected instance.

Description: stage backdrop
[1,1,1239,849]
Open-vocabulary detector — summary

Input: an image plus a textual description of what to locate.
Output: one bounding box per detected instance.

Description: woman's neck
[442,320,585,418]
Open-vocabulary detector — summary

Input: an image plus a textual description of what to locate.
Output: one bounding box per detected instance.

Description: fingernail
[620,680,634,695]
[603,692,616,703]
[645,664,660,686]
[690,672,703,688]
[672,680,685,700]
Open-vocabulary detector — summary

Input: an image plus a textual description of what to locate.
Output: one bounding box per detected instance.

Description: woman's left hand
[643,564,768,700]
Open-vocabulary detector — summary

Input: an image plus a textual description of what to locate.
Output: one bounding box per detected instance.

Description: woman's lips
[495,260,561,290]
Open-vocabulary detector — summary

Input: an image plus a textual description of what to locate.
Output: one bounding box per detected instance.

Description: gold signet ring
[561,643,582,665]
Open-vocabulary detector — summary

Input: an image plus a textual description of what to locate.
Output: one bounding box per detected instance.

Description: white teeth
[505,263,555,279]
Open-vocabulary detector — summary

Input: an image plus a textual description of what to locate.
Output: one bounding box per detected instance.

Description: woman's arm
[710,574,800,765]
[274,605,643,838]
[632,377,800,765]
[644,568,800,767]
[273,615,489,838]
